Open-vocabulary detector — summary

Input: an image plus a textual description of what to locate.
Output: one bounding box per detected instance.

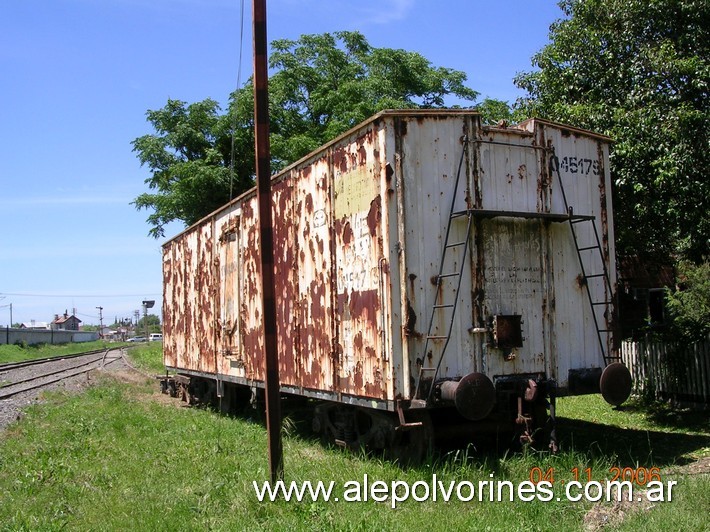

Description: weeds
[0,354,707,529]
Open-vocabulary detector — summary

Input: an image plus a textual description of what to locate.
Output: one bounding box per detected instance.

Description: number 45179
[559,156,600,175]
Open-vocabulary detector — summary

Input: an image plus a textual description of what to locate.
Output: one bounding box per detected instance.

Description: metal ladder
[414,136,472,402]
[549,151,619,366]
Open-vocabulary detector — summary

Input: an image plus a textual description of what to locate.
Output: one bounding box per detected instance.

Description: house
[51,311,82,331]
[617,256,675,339]
[19,321,50,330]
[100,326,118,339]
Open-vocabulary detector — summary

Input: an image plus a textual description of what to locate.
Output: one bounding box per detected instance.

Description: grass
[0,340,128,365]
[0,346,707,530]
[125,341,168,374]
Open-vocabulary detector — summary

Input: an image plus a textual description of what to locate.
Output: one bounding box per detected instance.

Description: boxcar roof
[162,109,612,247]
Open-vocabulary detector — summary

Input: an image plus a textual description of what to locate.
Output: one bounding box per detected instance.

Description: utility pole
[142,300,155,340]
[96,306,104,338]
[253,0,283,482]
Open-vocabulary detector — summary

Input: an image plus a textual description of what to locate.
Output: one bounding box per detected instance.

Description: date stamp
[529,466,663,486]
[527,466,676,502]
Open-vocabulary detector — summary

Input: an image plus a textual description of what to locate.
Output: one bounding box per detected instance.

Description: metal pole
[96,306,104,339]
[252,0,283,482]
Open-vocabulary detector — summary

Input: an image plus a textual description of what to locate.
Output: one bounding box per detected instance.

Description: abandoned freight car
[161,109,631,455]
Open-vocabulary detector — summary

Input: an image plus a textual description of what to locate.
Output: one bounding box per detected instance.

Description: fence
[1,328,99,346]
[621,336,710,407]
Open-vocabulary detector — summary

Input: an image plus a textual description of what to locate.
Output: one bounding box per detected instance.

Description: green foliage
[132,99,252,238]
[514,0,709,263]
[137,313,160,327]
[133,31,478,237]
[665,260,710,341]
[476,97,514,126]
[267,31,478,166]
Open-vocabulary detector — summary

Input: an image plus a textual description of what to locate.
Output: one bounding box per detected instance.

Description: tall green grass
[0,345,707,530]
[125,341,166,374]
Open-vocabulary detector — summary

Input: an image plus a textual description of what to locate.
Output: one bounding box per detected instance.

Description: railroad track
[0,348,113,372]
[0,349,123,400]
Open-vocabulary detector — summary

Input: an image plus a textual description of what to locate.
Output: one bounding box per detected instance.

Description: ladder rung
[450,211,470,219]
[592,301,611,306]
[578,246,600,251]
[598,329,614,332]
[585,273,605,279]
[426,335,448,340]
[570,218,588,224]
[438,272,460,279]
[445,241,467,248]
[433,304,455,309]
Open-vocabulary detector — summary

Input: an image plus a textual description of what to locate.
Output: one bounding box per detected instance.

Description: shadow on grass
[200,393,709,470]
[618,400,710,434]
[556,415,710,467]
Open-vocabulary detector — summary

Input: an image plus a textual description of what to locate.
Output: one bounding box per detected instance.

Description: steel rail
[0,348,113,372]
[0,350,122,400]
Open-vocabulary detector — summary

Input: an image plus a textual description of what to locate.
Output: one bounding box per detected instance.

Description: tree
[133,31,478,237]
[267,31,478,165]
[131,99,254,238]
[476,97,515,126]
[514,0,709,263]
[137,314,162,335]
[665,260,710,342]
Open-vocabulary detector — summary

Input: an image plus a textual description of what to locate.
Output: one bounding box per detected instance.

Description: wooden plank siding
[621,336,710,406]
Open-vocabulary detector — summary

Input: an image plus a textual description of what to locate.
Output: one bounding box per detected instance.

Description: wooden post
[252,0,283,482]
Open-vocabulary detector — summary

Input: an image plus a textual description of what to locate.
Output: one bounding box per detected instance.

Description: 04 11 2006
[559,155,600,175]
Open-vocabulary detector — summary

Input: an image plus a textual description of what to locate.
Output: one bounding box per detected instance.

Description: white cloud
[358,0,414,25]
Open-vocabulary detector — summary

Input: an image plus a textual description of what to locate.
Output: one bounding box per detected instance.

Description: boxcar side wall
[163,116,401,408]
[393,114,479,398]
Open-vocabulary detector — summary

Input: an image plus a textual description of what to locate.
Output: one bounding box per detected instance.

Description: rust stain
[272,178,297,384]
[348,289,379,323]
[342,221,353,245]
[576,273,587,290]
[353,361,364,390]
[472,219,486,327]
[404,297,421,338]
[358,143,367,165]
[333,146,349,173]
[366,195,381,236]
[518,164,527,180]
[354,331,363,351]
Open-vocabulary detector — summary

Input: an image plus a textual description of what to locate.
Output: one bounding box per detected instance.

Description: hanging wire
[228,0,247,206]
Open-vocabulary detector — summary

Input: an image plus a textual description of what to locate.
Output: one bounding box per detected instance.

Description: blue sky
[1,0,563,327]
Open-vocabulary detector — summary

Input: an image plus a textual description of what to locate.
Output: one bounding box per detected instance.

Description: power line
[228,0,246,204]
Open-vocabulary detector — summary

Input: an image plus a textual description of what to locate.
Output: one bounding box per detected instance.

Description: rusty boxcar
[161,109,632,455]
